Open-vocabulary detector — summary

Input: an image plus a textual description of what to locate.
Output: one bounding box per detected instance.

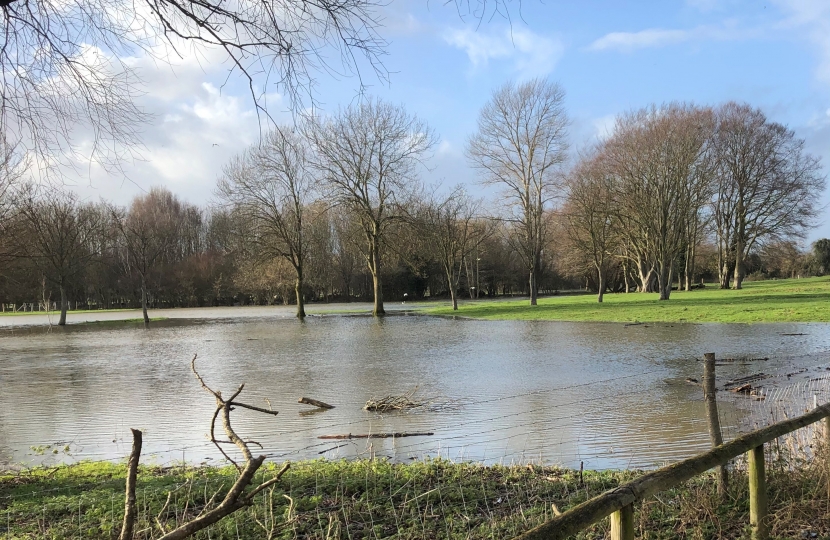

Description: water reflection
[2,311,830,470]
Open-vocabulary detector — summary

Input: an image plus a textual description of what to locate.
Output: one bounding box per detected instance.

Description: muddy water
[2,305,830,470]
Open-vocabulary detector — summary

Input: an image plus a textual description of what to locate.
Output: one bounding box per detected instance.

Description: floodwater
[2,304,830,471]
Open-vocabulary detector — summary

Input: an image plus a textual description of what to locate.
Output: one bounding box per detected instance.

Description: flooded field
[2,305,830,470]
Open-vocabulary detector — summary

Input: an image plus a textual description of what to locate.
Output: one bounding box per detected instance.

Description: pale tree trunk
[294,274,305,319]
[622,259,631,293]
[637,259,656,293]
[719,260,731,289]
[140,274,149,326]
[369,239,384,316]
[58,283,68,326]
[596,267,605,303]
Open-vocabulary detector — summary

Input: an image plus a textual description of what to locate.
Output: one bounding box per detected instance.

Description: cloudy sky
[67,0,830,241]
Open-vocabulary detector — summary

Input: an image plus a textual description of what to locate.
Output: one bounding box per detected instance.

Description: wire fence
[4,359,830,539]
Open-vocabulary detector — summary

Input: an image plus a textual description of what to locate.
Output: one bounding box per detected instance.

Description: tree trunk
[685,242,696,291]
[596,268,605,303]
[447,271,458,311]
[657,261,672,301]
[370,239,384,316]
[59,284,68,326]
[733,239,744,290]
[294,275,305,319]
[529,269,538,306]
[622,259,631,293]
[141,275,149,326]
[719,261,731,289]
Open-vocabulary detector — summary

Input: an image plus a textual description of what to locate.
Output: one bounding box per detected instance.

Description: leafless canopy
[467,78,568,305]
[414,185,486,310]
[0,0,388,170]
[306,98,436,315]
[604,103,714,300]
[563,149,618,302]
[217,127,313,317]
[710,102,825,289]
[15,185,105,324]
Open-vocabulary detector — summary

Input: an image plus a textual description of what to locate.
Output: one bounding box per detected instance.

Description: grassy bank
[2,457,829,539]
[0,308,135,317]
[427,277,830,323]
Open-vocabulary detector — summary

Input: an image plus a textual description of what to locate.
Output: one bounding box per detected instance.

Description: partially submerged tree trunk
[294,274,305,319]
[369,239,384,316]
[140,274,149,326]
[58,283,68,326]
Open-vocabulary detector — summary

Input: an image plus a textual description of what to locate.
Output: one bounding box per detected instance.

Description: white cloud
[58,43,291,207]
[589,29,692,52]
[772,0,830,85]
[588,22,751,53]
[443,26,564,78]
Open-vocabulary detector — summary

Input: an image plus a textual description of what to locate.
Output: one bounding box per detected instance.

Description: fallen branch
[298,397,334,409]
[318,432,434,440]
[150,355,290,540]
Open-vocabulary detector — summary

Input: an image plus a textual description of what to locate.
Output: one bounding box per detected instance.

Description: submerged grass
[427,277,830,323]
[2,455,829,539]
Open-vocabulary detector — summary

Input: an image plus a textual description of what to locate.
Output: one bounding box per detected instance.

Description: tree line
[0,80,825,324]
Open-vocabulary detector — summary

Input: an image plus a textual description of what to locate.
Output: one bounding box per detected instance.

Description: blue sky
[70,0,830,242]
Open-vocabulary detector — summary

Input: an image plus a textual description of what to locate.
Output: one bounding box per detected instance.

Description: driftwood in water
[724,373,768,388]
[318,432,434,440]
[298,397,334,409]
[364,393,426,412]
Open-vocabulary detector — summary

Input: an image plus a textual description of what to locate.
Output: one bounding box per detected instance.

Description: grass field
[426,277,830,323]
[2,457,828,539]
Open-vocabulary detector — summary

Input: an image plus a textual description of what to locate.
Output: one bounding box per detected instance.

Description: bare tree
[604,104,714,300]
[415,186,483,310]
[307,99,436,316]
[16,186,104,324]
[467,78,568,306]
[217,127,314,318]
[113,187,183,325]
[563,150,618,302]
[0,140,27,261]
[1,0,389,171]
[711,102,825,290]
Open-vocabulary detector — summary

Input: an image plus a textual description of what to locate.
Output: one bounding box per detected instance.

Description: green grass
[426,277,830,323]
[2,457,829,539]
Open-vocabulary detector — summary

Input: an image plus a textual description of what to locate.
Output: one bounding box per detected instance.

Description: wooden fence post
[703,352,728,494]
[748,444,768,540]
[610,504,634,540]
[824,415,830,455]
